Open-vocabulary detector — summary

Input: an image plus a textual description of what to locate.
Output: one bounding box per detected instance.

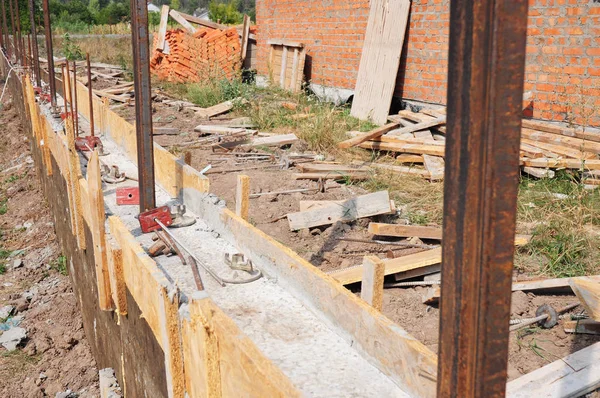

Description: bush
[208,0,242,24]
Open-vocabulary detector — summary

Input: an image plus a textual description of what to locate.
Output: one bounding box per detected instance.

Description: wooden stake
[235,175,250,221]
[360,256,385,311]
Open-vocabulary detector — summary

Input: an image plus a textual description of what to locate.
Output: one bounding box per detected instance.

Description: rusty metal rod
[436,0,530,396]
[72,61,79,135]
[28,0,40,86]
[61,65,68,116]
[86,53,94,136]
[41,0,56,108]
[13,0,21,65]
[65,60,75,133]
[1,0,8,57]
[130,0,156,211]
[8,0,17,62]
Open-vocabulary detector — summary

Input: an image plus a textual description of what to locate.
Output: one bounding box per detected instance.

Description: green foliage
[62,33,84,61]
[50,0,95,25]
[95,1,129,25]
[171,0,181,10]
[0,263,5,275]
[0,199,7,215]
[208,0,242,24]
[51,255,68,276]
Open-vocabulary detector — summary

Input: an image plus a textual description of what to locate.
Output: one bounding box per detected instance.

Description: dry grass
[52,36,134,71]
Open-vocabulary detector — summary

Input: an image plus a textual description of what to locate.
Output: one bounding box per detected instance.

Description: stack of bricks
[150,27,242,83]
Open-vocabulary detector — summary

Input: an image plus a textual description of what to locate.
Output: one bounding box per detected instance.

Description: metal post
[437,0,529,396]
[41,0,56,108]
[65,59,75,132]
[13,0,21,64]
[28,0,40,86]
[1,0,8,57]
[130,0,156,212]
[86,53,95,137]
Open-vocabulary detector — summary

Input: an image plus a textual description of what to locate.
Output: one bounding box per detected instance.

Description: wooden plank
[156,5,170,51]
[387,117,447,137]
[249,133,298,147]
[300,199,395,213]
[279,46,288,88]
[235,175,250,221]
[287,190,392,230]
[506,342,600,398]
[520,137,595,159]
[512,278,572,292]
[519,142,548,158]
[267,38,304,48]
[338,122,400,149]
[570,276,600,321]
[522,128,600,155]
[169,10,197,33]
[522,166,555,179]
[396,154,424,163]
[87,150,113,311]
[240,14,251,62]
[296,163,371,173]
[361,256,385,311]
[350,0,411,125]
[369,223,443,239]
[290,47,299,91]
[106,239,127,316]
[195,100,233,119]
[331,248,442,285]
[522,119,600,143]
[372,163,432,178]
[176,10,227,30]
[563,319,600,335]
[358,141,446,156]
[423,155,445,180]
[520,158,600,170]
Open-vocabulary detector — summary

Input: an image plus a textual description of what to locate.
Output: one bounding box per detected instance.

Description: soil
[0,95,99,397]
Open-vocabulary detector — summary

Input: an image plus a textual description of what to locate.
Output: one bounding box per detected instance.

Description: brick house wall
[256,0,600,126]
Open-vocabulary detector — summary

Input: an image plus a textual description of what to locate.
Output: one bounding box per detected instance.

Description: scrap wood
[522,166,555,179]
[293,172,370,181]
[372,163,432,178]
[248,133,298,147]
[522,119,600,144]
[169,9,197,33]
[296,163,371,173]
[396,154,424,163]
[195,100,234,119]
[287,190,392,230]
[563,319,600,335]
[358,141,446,157]
[346,130,445,146]
[520,137,596,159]
[156,5,170,51]
[330,247,442,285]
[505,342,600,397]
[520,157,600,170]
[300,200,395,214]
[386,116,446,137]
[92,89,130,103]
[519,142,547,159]
[521,128,600,155]
[337,122,400,149]
[422,155,445,180]
[194,125,249,135]
[570,276,600,321]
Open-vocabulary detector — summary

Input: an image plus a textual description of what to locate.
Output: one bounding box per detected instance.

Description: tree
[208,0,242,24]
[171,0,181,10]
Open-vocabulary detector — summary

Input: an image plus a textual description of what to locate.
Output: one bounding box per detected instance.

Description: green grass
[51,255,68,276]
[0,199,7,215]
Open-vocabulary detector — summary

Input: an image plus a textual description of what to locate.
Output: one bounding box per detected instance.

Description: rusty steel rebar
[72,61,79,135]
[436,0,530,396]
[41,0,56,108]
[86,53,95,137]
[65,60,75,133]
[0,0,8,57]
[61,65,68,116]
[8,0,17,62]
[130,0,156,211]
[13,0,21,65]
[28,0,40,86]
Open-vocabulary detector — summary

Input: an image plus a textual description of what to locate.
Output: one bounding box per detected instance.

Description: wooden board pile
[150,27,241,83]
[341,107,600,184]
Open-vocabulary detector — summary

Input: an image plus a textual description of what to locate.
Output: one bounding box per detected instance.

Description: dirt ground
[0,95,99,397]
[151,108,600,382]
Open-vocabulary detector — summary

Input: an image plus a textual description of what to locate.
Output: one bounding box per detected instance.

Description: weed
[0,199,7,215]
[62,33,84,61]
[51,255,68,276]
[0,250,11,259]
[3,175,19,184]
[0,264,5,274]
[528,224,589,277]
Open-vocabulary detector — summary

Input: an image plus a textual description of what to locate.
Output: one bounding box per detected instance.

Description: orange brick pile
[150,27,241,83]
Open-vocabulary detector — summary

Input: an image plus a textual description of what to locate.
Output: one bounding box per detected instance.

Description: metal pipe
[72,61,79,135]
[27,0,40,86]
[1,0,9,58]
[436,0,530,396]
[41,0,56,108]
[86,53,94,136]
[130,0,156,211]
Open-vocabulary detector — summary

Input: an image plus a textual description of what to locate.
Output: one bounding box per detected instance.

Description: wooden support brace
[360,256,385,311]
[235,174,250,220]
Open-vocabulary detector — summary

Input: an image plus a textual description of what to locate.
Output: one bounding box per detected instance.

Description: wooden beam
[240,14,250,62]
[387,117,447,137]
[360,256,385,311]
[176,10,227,30]
[506,342,600,397]
[235,175,250,221]
[169,10,197,33]
[521,128,600,155]
[287,191,392,230]
[520,137,595,159]
[369,223,442,239]
[563,319,600,335]
[520,157,600,170]
[337,123,400,149]
[522,166,555,179]
[156,5,170,51]
[358,141,446,156]
[522,119,600,144]
[331,248,442,285]
[396,154,424,163]
[423,155,445,180]
[267,38,304,48]
[249,133,298,147]
[293,172,369,181]
[570,276,600,321]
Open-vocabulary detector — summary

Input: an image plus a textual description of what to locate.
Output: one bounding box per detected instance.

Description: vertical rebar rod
[86,53,94,137]
[1,0,8,57]
[72,61,79,134]
[41,0,56,108]
[8,0,17,62]
[0,2,4,51]
[13,0,21,64]
[28,0,40,86]
[65,59,75,133]
[21,35,25,67]
[130,0,156,212]
[61,65,67,115]
[437,0,530,396]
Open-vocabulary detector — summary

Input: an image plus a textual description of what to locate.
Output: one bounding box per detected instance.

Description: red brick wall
[256,0,600,126]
